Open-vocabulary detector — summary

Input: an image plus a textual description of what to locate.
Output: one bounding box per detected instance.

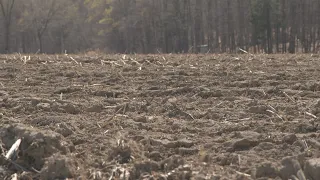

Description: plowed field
[1,54,320,180]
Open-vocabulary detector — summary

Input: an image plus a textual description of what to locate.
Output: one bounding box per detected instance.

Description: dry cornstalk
[302,139,309,150]
[227,118,251,123]
[102,104,125,127]
[102,60,123,67]
[89,170,102,180]
[267,105,277,112]
[20,56,30,64]
[185,112,195,120]
[122,103,127,114]
[305,112,317,119]
[5,139,21,160]
[69,56,79,64]
[282,91,295,102]
[235,170,251,177]
[10,173,18,180]
[120,59,127,66]
[129,58,141,66]
[238,48,254,56]
[113,62,123,67]
[0,141,5,156]
[238,48,249,54]
[266,109,284,121]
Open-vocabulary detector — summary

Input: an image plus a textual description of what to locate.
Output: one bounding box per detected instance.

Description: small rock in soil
[229,138,258,151]
[30,97,41,106]
[279,157,302,180]
[283,134,297,144]
[36,102,51,111]
[253,162,278,178]
[304,158,320,180]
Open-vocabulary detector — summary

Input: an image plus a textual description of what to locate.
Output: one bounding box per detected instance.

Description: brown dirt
[0,53,320,180]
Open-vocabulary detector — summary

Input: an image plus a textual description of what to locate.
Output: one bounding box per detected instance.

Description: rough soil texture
[1,53,320,180]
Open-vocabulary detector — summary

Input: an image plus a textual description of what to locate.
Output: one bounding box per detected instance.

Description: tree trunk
[282,28,287,53]
[237,0,244,50]
[0,0,15,53]
[38,32,43,53]
[275,27,280,53]
[4,21,10,53]
[60,32,65,54]
[194,0,202,53]
[288,1,296,53]
[226,0,235,53]
[214,0,220,52]
[288,29,295,53]
[265,1,272,53]
[21,32,26,53]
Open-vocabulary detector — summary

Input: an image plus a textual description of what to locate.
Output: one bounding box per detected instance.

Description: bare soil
[0,53,320,180]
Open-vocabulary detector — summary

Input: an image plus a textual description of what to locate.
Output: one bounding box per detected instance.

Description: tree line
[0,0,319,54]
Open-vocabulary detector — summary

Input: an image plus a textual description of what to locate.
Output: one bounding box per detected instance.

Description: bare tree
[0,0,15,53]
[20,0,68,53]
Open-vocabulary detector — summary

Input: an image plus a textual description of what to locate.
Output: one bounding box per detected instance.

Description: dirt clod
[40,154,81,179]
[304,158,320,180]
[254,162,278,178]
[279,157,303,180]
[86,103,104,113]
[230,138,258,151]
[283,134,298,144]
